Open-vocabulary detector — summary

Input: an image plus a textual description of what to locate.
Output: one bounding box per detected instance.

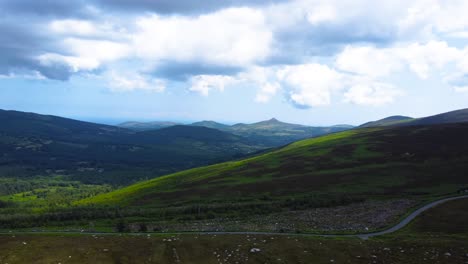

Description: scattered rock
[250,248,261,253]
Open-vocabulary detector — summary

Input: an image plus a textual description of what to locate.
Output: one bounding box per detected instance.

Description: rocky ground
[140,199,418,233]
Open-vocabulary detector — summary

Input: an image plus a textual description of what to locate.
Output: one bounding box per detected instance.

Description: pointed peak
[268,118,279,122]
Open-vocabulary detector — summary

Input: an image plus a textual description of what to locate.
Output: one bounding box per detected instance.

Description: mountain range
[120,118,354,146]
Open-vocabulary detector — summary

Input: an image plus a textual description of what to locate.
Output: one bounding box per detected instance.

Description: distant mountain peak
[268,118,279,122]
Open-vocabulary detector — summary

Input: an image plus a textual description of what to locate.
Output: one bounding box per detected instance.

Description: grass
[401,197,468,235]
[0,231,467,263]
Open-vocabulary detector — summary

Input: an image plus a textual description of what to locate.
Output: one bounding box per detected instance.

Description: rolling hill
[0,110,265,185]
[360,108,468,128]
[360,115,414,127]
[408,108,468,126]
[81,121,468,210]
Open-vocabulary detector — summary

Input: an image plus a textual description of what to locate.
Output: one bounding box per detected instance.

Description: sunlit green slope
[80,122,468,207]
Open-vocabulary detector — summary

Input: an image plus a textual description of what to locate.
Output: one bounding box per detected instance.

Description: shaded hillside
[360,108,468,128]
[360,116,413,128]
[0,110,264,185]
[408,108,468,126]
[81,122,468,208]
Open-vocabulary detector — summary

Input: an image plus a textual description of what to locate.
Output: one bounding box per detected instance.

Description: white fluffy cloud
[336,46,402,78]
[344,83,403,106]
[336,41,464,80]
[397,41,461,79]
[132,8,272,67]
[277,64,344,107]
[50,19,98,36]
[255,82,281,103]
[189,75,236,96]
[108,72,165,92]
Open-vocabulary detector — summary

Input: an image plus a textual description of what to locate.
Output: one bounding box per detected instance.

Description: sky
[1,0,468,126]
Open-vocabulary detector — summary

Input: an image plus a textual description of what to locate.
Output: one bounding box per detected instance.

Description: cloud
[49,19,98,36]
[107,72,165,92]
[277,64,344,108]
[0,0,90,17]
[255,82,281,103]
[397,41,460,79]
[189,75,237,96]
[149,62,242,81]
[397,0,468,37]
[335,41,462,80]
[93,0,287,14]
[344,82,403,106]
[2,0,468,106]
[132,8,272,69]
[336,46,402,78]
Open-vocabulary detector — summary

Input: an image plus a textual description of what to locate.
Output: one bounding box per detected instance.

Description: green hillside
[80,122,468,208]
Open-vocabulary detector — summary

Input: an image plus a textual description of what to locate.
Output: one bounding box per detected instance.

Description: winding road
[355,194,468,239]
[2,195,468,239]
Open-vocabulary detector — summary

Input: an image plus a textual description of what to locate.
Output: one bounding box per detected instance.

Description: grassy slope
[80,123,468,208]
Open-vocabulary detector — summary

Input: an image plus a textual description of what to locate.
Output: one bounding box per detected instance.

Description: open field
[1,234,468,264]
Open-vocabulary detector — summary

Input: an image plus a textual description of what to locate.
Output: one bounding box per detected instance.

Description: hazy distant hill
[0,110,264,185]
[118,121,182,131]
[230,118,353,146]
[191,121,231,131]
[120,117,354,147]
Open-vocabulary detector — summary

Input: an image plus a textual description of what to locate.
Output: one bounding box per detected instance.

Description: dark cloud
[263,20,396,66]
[149,62,243,81]
[0,0,401,82]
[0,18,74,80]
[93,0,287,14]
[0,0,97,80]
[0,0,89,18]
